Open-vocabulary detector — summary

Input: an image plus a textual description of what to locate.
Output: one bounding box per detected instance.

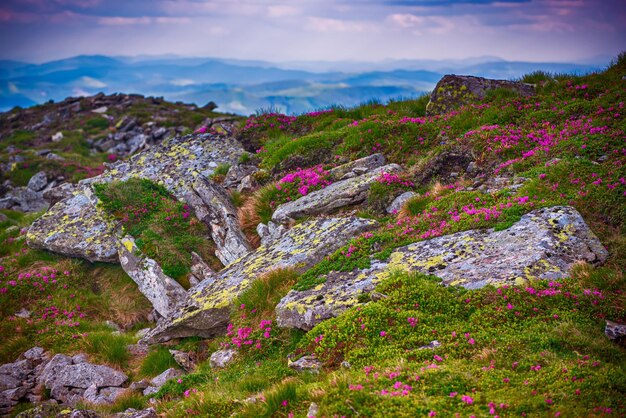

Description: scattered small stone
[386,192,418,214]
[127,344,149,357]
[51,132,64,142]
[210,349,237,369]
[169,350,196,371]
[307,402,320,417]
[14,308,30,319]
[129,379,150,391]
[340,361,351,369]
[418,340,442,350]
[288,355,321,372]
[27,172,48,192]
[114,408,158,418]
[369,292,389,301]
[605,320,626,341]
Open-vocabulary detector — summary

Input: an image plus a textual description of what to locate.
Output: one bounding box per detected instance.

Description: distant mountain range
[0,55,605,115]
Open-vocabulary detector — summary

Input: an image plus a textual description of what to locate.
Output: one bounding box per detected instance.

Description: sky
[0,0,625,64]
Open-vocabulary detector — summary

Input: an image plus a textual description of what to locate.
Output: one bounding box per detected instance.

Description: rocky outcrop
[118,236,187,317]
[271,164,402,224]
[0,347,48,415]
[0,171,58,213]
[41,354,128,406]
[142,216,378,343]
[0,348,131,414]
[27,133,245,263]
[276,206,608,330]
[426,74,535,116]
[186,177,252,266]
[15,405,158,418]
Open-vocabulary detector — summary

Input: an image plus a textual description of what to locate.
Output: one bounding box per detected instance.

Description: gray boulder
[223,164,258,189]
[27,172,48,192]
[51,362,128,389]
[386,191,418,214]
[169,350,196,371]
[142,216,378,343]
[118,235,187,317]
[272,164,402,223]
[83,384,126,405]
[426,74,535,115]
[328,153,386,180]
[276,206,608,330]
[39,354,73,388]
[27,189,118,262]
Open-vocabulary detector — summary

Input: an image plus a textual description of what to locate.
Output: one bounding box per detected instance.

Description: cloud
[307,17,367,32]
[387,13,456,34]
[388,13,424,28]
[98,16,190,25]
[171,78,196,86]
[0,0,624,64]
[267,5,299,17]
[80,76,106,88]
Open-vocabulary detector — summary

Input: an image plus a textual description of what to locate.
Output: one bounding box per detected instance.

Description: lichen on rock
[276,206,608,330]
[141,216,378,343]
[27,133,245,263]
[271,164,402,224]
[425,74,535,116]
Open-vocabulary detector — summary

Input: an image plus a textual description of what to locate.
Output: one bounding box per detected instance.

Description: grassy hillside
[1,54,625,417]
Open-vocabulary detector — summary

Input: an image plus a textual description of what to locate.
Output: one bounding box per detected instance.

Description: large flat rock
[276,206,608,330]
[141,216,378,343]
[271,164,402,224]
[27,134,245,262]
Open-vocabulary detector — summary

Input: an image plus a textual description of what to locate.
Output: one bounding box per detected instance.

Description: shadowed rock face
[276,206,608,331]
[271,164,402,224]
[141,217,378,343]
[426,74,535,116]
[26,133,245,263]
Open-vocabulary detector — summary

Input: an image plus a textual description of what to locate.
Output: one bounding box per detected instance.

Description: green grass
[140,346,179,377]
[94,178,221,280]
[235,268,299,317]
[83,331,133,367]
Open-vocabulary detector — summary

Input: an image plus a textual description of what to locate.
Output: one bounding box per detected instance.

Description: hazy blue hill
[0,55,605,113]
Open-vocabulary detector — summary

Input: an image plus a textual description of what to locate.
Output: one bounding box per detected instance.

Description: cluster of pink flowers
[242,113,297,131]
[376,172,414,188]
[276,165,332,199]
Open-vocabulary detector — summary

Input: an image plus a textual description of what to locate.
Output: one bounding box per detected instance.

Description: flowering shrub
[275,165,332,201]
